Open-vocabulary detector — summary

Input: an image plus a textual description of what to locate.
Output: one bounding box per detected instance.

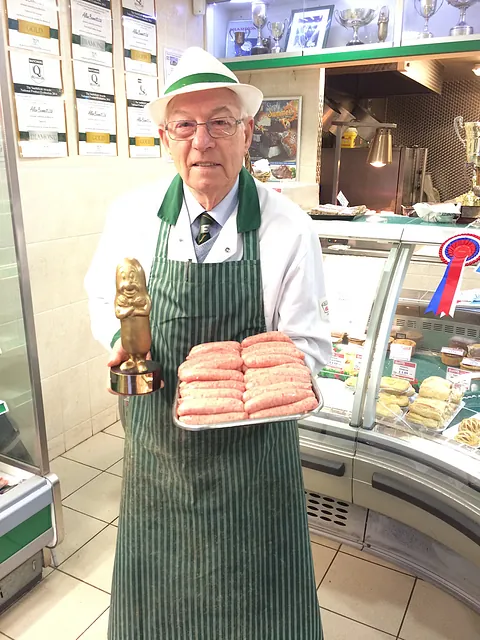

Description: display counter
[300,219,480,612]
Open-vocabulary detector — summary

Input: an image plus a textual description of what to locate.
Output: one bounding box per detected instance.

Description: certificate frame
[285,6,334,52]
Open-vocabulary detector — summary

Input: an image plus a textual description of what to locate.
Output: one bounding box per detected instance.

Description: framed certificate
[122,0,157,76]
[125,73,160,158]
[6,0,59,54]
[71,0,113,67]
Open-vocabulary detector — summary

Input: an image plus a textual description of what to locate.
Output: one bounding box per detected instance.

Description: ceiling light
[473,64,480,76]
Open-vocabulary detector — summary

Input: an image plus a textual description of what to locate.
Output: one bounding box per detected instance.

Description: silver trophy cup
[335,8,377,46]
[229,29,251,56]
[446,0,479,36]
[414,0,443,38]
[268,19,288,53]
[251,2,269,55]
[454,116,480,201]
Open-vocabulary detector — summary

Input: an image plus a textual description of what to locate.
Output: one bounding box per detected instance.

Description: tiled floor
[1,424,480,640]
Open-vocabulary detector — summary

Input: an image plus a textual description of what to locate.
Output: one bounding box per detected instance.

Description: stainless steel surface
[0,23,49,475]
[0,533,52,582]
[305,490,368,544]
[0,476,52,537]
[313,219,404,241]
[363,244,414,429]
[173,374,324,431]
[45,472,64,547]
[110,362,163,396]
[0,550,43,610]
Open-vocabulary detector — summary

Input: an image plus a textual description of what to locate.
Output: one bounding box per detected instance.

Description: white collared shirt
[84,176,332,372]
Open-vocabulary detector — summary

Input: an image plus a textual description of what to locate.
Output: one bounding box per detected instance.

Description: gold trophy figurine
[110,258,163,395]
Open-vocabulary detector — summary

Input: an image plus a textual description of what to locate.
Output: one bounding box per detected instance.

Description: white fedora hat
[146,47,263,125]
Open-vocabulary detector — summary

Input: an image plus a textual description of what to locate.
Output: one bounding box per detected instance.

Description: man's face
[159,88,254,199]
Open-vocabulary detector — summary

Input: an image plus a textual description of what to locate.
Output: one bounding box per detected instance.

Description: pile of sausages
[177,331,318,426]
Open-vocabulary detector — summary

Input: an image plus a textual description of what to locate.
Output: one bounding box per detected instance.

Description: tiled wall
[0,0,204,460]
[403,262,479,293]
[236,68,322,184]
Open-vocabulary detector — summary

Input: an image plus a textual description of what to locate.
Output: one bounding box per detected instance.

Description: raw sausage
[245,374,311,390]
[242,353,302,369]
[179,368,244,383]
[178,397,244,416]
[180,388,243,401]
[180,412,248,425]
[189,341,241,357]
[179,354,243,374]
[245,389,314,414]
[179,380,245,392]
[186,346,239,360]
[244,366,310,381]
[243,381,312,402]
[249,396,318,420]
[242,344,305,359]
[241,332,293,348]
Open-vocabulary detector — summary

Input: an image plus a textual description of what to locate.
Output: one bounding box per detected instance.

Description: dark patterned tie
[196,212,214,245]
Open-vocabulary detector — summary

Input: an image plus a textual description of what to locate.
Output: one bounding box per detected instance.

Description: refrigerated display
[0,37,63,611]
[300,218,480,611]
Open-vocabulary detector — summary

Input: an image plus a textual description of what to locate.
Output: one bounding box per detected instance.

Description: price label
[354,353,362,371]
[390,343,413,361]
[337,190,349,207]
[446,366,472,392]
[392,360,417,381]
[328,353,345,371]
[441,347,465,356]
[395,332,407,339]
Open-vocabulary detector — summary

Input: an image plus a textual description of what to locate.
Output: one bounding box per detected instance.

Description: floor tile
[60,526,117,593]
[0,634,12,639]
[50,457,101,500]
[400,580,480,640]
[63,432,124,470]
[317,551,414,636]
[311,543,336,588]
[79,609,109,639]
[310,532,341,550]
[0,571,109,640]
[340,544,414,576]
[55,507,107,565]
[104,421,124,438]
[63,472,122,523]
[112,518,119,527]
[321,609,396,639]
[106,459,123,477]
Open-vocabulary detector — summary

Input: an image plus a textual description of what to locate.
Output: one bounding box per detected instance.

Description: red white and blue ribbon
[425,234,480,317]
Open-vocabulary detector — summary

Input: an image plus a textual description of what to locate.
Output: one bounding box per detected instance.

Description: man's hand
[108,339,129,368]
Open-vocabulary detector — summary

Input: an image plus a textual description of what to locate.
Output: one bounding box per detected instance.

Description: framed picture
[249,97,302,181]
[285,6,334,52]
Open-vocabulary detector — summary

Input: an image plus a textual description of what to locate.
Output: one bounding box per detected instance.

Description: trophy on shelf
[454,116,480,209]
[251,2,269,55]
[377,6,390,42]
[335,8,377,46]
[446,0,478,36]
[268,19,289,53]
[110,258,163,396]
[414,0,443,38]
[229,28,251,56]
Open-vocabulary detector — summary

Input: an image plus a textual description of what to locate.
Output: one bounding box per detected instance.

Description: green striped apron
[109,169,322,640]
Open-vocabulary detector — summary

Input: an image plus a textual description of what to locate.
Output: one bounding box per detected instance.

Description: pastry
[440,347,465,367]
[405,330,423,344]
[448,336,475,352]
[450,389,463,405]
[392,338,416,355]
[380,377,410,395]
[407,412,443,430]
[345,376,357,389]
[378,392,409,407]
[467,344,480,359]
[376,402,402,419]
[460,358,480,372]
[419,377,452,401]
[409,398,448,420]
[406,385,415,397]
[453,417,480,447]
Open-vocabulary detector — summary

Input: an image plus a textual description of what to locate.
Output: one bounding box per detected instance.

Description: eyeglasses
[165,117,243,141]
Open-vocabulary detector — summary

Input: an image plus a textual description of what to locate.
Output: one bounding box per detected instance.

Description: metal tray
[173,374,324,431]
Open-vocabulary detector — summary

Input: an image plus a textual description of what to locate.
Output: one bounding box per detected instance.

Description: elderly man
[85,47,331,640]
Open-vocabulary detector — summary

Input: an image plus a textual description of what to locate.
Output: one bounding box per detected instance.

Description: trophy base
[110,361,163,396]
[271,45,282,54]
[346,40,364,46]
[251,45,269,55]
[450,24,473,36]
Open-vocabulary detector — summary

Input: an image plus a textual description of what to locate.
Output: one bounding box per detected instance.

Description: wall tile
[34,310,60,379]
[92,405,117,435]
[48,432,66,460]
[53,300,104,373]
[88,354,117,417]
[41,374,63,441]
[65,418,93,451]
[58,362,91,432]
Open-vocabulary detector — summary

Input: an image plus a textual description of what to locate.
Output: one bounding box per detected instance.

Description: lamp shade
[367,128,393,167]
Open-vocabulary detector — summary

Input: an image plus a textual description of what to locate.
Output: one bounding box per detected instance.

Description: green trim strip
[0,506,51,564]
[165,73,237,95]
[157,168,261,233]
[111,329,121,349]
[225,39,480,72]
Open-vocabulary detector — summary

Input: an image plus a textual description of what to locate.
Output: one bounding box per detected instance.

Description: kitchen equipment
[335,8,377,46]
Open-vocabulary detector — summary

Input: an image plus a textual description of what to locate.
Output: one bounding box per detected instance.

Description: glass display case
[206,0,480,61]
[0,36,62,611]
[298,218,480,610]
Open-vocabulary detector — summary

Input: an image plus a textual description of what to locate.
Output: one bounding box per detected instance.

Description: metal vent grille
[395,315,480,341]
[386,79,479,201]
[305,491,350,528]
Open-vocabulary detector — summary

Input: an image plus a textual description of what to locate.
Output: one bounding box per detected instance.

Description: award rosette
[426,234,480,317]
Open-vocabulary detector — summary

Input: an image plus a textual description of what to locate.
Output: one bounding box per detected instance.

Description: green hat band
[165,72,238,95]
